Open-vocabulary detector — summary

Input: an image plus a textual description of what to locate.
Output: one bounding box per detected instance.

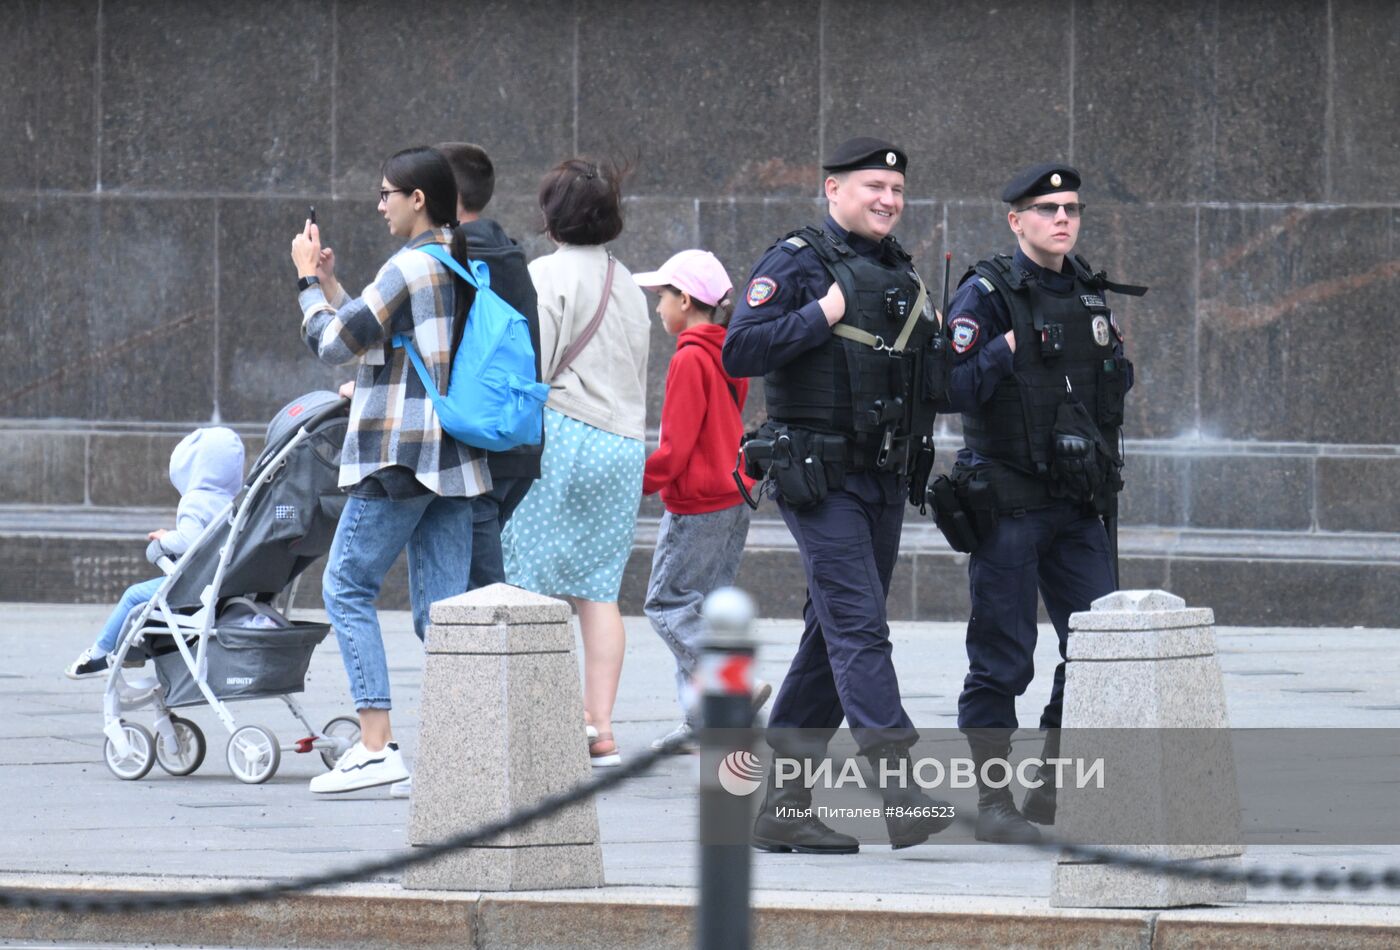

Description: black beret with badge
[822,137,908,175]
[1001,162,1081,204]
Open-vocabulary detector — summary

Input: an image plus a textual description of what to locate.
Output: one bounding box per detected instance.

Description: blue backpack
[392,243,549,452]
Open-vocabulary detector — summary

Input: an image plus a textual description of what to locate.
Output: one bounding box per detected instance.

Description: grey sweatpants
[643,504,752,720]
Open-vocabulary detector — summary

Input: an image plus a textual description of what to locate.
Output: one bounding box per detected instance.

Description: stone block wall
[2,0,1398,623]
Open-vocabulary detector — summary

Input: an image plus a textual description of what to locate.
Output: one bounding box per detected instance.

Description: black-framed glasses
[379,188,410,203]
[1017,201,1086,218]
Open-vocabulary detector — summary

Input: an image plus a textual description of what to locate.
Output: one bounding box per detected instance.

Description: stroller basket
[153,621,330,708]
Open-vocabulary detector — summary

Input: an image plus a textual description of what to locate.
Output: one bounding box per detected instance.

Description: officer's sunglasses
[1016,201,1087,218]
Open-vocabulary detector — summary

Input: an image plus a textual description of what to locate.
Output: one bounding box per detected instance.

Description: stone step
[4,876,1399,950]
[4,505,1400,626]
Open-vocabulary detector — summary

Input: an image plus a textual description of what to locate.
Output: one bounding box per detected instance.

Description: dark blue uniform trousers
[768,472,916,756]
[957,502,1115,731]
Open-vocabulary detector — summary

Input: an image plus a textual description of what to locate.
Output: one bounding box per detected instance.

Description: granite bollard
[1051,589,1245,908]
[401,583,604,891]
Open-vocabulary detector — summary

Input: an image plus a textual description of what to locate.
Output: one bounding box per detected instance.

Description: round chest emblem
[1092,315,1111,347]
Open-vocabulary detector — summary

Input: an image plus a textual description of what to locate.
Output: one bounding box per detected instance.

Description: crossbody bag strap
[549,253,616,383]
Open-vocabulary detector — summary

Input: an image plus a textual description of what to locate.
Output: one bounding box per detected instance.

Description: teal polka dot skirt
[503,407,645,602]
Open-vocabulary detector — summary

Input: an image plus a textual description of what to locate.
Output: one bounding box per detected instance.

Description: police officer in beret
[723,137,951,854]
[933,162,1145,842]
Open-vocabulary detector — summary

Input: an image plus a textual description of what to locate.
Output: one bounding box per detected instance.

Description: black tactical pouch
[921,333,951,407]
[1096,356,1129,428]
[770,429,829,510]
[927,470,1001,554]
[738,424,847,510]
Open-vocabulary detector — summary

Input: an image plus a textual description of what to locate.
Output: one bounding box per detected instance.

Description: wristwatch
[297,275,320,292]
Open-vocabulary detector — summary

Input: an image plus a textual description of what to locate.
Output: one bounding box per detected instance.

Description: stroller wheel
[226,725,281,784]
[104,722,156,781]
[319,715,362,769]
[155,716,207,776]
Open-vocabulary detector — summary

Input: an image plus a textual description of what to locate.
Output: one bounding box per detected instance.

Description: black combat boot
[1019,729,1060,826]
[751,763,859,855]
[966,732,1042,844]
[864,742,956,849]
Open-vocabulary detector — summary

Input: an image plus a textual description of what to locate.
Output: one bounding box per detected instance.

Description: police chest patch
[1081,294,1106,309]
[949,315,980,354]
[1092,315,1111,347]
[745,277,778,308]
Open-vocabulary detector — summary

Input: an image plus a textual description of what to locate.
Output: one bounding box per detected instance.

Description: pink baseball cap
[633,249,734,307]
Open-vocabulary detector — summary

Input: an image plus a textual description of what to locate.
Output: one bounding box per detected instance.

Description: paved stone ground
[3,603,1399,909]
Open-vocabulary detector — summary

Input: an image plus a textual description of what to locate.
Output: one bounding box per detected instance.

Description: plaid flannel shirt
[299,228,490,498]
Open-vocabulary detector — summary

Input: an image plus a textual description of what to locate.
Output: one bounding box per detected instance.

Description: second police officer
[929,163,1146,842]
[723,138,951,855]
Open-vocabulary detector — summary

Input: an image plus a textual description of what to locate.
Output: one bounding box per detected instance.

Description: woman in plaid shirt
[291,146,490,796]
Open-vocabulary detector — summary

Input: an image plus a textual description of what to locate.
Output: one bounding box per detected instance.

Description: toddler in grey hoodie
[65,427,245,679]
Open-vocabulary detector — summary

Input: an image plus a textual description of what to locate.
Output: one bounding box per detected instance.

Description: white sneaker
[650,721,698,754]
[65,646,109,680]
[309,741,409,794]
[389,775,412,799]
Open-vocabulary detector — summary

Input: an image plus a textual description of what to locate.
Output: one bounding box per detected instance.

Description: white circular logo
[885,151,897,166]
[1050,172,1063,187]
[718,750,764,796]
[1092,315,1111,347]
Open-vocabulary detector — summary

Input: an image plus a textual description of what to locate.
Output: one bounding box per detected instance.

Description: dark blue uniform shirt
[946,247,1131,465]
[722,215,884,379]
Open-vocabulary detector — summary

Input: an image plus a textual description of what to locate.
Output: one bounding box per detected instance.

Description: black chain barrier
[3,738,1399,914]
[951,812,1400,893]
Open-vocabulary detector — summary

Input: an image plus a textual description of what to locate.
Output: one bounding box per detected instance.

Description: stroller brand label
[275,505,297,520]
[226,677,256,686]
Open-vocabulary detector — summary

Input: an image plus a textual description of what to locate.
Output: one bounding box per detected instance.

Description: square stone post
[1051,589,1245,908]
[402,583,604,891]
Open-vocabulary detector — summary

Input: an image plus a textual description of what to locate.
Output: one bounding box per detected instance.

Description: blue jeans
[95,576,165,654]
[322,492,475,710]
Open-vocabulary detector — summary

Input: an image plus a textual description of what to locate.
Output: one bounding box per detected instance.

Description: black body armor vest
[961,253,1140,507]
[764,226,944,473]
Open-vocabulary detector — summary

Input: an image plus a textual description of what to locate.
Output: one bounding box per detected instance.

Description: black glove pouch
[1050,398,1117,503]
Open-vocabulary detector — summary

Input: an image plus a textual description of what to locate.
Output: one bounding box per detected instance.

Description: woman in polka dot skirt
[502,158,650,766]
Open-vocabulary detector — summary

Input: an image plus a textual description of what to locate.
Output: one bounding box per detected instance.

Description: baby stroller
[100,391,360,784]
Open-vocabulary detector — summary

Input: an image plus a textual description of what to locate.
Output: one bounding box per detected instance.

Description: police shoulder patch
[949,315,980,354]
[746,276,778,308]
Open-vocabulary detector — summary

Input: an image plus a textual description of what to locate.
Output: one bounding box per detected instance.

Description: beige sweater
[529,244,651,441]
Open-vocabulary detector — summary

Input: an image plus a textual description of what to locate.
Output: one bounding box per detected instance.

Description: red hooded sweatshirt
[644,322,752,514]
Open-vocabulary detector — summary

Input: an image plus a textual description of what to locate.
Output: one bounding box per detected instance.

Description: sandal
[588,732,621,768]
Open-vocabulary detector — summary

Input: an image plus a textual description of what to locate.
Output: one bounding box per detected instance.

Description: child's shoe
[64,647,110,680]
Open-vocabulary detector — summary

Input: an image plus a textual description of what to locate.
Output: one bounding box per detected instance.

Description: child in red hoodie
[634,250,768,753]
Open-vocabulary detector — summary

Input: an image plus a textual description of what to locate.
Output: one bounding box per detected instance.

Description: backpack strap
[418,242,485,289]
[549,253,616,383]
[391,332,445,402]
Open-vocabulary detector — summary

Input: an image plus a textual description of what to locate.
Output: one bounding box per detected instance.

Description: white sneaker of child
[309,741,409,794]
[65,646,110,680]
